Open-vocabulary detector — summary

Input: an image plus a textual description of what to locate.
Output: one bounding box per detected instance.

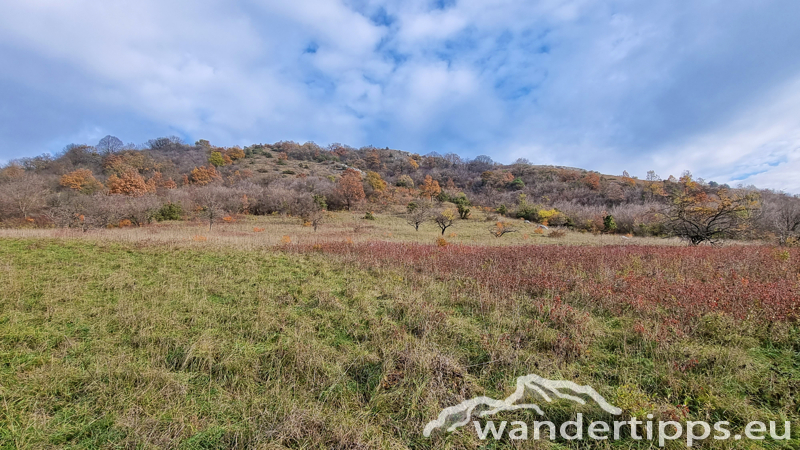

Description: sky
[1,0,800,192]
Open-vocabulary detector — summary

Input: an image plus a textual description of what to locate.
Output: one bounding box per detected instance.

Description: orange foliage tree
[190,165,222,185]
[146,172,177,191]
[582,172,601,190]
[107,170,150,196]
[225,147,245,161]
[60,169,104,194]
[419,175,441,200]
[337,168,365,210]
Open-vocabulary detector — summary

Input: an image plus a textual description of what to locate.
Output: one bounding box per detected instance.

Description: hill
[0,136,798,244]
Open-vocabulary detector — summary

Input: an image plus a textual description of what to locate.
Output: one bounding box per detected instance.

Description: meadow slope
[0,237,798,449]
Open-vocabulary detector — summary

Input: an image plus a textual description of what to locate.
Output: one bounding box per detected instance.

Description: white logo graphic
[423,373,622,437]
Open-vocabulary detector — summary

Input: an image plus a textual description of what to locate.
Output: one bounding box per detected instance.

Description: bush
[452,194,471,219]
[364,211,376,220]
[604,214,617,232]
[282,170,296,175]
[496,204,508,216]
[153,202,183,221]
[516,204,539,222]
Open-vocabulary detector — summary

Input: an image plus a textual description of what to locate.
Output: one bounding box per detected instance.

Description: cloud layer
[1,0,799,191]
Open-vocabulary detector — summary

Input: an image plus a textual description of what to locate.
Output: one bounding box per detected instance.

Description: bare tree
[405,201,433,231]
[761,191,800,245]
[190,186,237,231]
[97,135,124,155]
[0,174,50,219]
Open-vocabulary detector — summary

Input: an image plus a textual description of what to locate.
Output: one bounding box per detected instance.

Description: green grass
[0,239,798,449]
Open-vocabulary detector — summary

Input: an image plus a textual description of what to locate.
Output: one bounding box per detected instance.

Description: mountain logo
[423,373,622,437]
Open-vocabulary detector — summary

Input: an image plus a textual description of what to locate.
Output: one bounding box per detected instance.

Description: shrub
[208,151,225,167]
[516,204,539,222]
[548,230,566,238]
[364,211,376,220]
[436,237,449,247]
[496,204,508,216]
[452,194,471,219]
[282,170,296,175]
[604,214,617,232]
[395,175,414,188]
[153,202,183,221]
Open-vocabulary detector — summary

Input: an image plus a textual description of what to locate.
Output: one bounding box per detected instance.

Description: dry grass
[0,213,796,449]
[0,210,683,250]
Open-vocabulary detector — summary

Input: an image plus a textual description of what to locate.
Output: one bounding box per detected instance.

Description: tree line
[0,135,798,245]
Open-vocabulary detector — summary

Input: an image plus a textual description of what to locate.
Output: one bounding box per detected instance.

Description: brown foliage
[419,175,441,201]
[190,165,222,186]
[107,170,150,196]
[582,172,601,190]
[225,147,245,161]
[336,168,365,210]
[60,169,104,194]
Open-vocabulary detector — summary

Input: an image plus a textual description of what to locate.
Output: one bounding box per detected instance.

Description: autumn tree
[365,171,387,192]
[433,209,456,235]
[146,172,177,192]
[0,163,25,182]
[405,201,433,231]
[60,169,104,194]
[489,221,518,238]
[665,180,760,245]
[337,168,365,210]
[419,175,441,201]
[396,175,414,188]
[226,147,245,161]
[190,165,222,185]
[582,172,601,190]
[107,170,150,196]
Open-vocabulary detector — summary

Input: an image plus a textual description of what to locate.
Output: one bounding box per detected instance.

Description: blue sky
[1,0,800,191]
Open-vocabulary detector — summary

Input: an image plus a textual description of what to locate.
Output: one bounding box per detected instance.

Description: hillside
[0,136,798,244]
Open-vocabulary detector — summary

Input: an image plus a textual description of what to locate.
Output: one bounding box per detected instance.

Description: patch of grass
[0,238,797,448]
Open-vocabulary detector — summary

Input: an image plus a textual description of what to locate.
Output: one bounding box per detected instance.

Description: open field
[0,210,683,250]
[1,220,798,449]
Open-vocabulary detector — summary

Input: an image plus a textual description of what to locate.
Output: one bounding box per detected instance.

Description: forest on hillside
[1,135,799,245]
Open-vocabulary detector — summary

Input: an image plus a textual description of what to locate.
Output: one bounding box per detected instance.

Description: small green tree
[452,194,471,219]
[515,194,540,222]
[603,214,617,232]
[208,151,225,167]
[510,177,525,190]
[153,202,183,221]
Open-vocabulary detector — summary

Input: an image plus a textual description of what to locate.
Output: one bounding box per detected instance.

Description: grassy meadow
[0,212,798,449]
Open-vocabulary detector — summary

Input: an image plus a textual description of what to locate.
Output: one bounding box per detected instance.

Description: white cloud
[0,0,799,191]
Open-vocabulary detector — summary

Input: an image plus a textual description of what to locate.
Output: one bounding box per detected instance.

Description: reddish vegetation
[294,242,800,325]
